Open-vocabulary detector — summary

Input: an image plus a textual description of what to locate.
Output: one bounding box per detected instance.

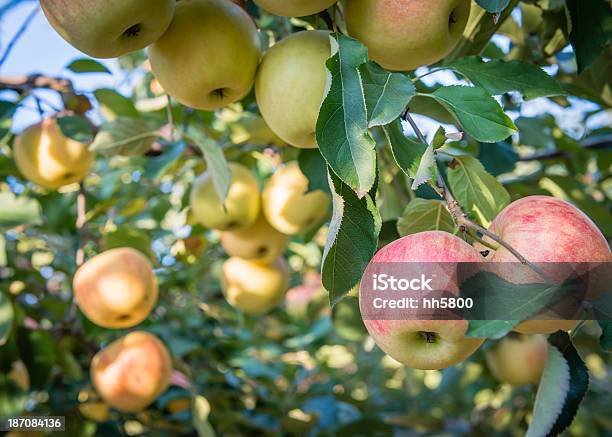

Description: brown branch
[0,74,74,94]
[0,5,38,66]
[402,111,554,283]
[517,135,612,162]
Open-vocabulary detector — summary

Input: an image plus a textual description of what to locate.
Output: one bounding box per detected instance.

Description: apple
[228,113,285,147]
[13,118,93,190]
[40,0,175,58]
[221,257,289,315]
[478,196,612,334]
[344,0,471,71]
[360,231,485,370]
[149,0,261,110]
[190,162,260,231]
[73,247,158,329]
[262,161,330,235]
[486,333,548,386]
[90,331,171,413]
[220,213,289,262]
[254,0,337,17]
[255,30,331,149]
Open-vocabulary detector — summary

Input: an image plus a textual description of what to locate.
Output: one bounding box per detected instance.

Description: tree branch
[518,135,612,162]
[0,5,38,66]
[402,111,554,283]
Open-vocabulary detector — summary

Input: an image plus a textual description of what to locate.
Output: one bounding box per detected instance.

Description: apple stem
[402,111,555,284]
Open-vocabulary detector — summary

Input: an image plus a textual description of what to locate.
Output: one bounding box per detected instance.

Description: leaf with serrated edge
[429,86,517,143]
[383,118,427,180]
[411,144,436,190]
[447,56,564,100]
[316,34,376,196]
[360,61,415,127]
[397,199,455,236]
[525,344,570,437]
[447,155,510,226]
[322,170,381,305]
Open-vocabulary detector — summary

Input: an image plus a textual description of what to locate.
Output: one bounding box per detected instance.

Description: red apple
[478,196,611,334]
[360,231,485,370]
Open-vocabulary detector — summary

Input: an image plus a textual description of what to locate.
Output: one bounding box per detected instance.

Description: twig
[75,182,87,267]
[518,135,612,161]
[402,110,554,283]
[166,94,176,142]
[0,5,38,66]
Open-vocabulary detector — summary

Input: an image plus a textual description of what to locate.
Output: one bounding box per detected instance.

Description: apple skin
[360,231,485,370]
[486,334,548,386]
[477,196,612,334]
[149,0,261,110]
[220,214,289,262]
[344,0,471,71]
[190,162,260,231]
[73,247,158,329]
[40,0,175,58]
[255,30,331,149]
[221,257,289,315]
[90,331,171,413]
[254,0,337,16]
[13,118,93,190]
[262,161,330,235]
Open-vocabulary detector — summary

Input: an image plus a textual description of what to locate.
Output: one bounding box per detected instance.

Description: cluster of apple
[362,195,611,385]
[189,161,329,314]
[40,0,472,149]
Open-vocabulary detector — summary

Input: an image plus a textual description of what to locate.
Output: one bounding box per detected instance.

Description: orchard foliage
[0,0,611,436]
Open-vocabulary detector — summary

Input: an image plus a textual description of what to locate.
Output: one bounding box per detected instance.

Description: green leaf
[466,320,516,339]
[17,328,56,390]
[193,395,215,437]
[432,126,448,149]
[527,332,589,437]
[298,148,330,193]
[0,375,27,417]
[447,56,565,100]
[103,226,155,262]
[90,117,161,156]
[360,61,415,127]
[94,88,139,119]
[322,171,381,305]
[410,144,436,190]
[317,34,377,196]
[397,199,455,236]
[566,0,612,73]
[597,320,611,351]
[187,129,231,205]
[57,115,94,143]
[478,141,518,176]
[429,86,517,142]
[383,118,427,179]
[66,58,111,74]
[0,292,14,346]
[475,0,510,13]
[446,155,510,226]
[144,141,186,181]
[0,192,42,227]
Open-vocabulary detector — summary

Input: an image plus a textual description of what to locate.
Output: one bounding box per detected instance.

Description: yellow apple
[228,113,285,147]
[40,0,175,58]
[149,0,261,110]
[486,334,548,386]
[190,162,260,231]
[254,0,337,16]
[255,30,331,149]
[13,118,93,190]
[262,161,330,235]
[221,257,289,315]
[344,0,471,71]
[220,213,289,262]
[73,247,158,329]
[90,331,171,413]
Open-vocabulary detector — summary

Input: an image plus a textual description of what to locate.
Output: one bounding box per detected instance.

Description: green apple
[220,213,289,262]
[149,0,261,110]
[190,162,260,231]
[13,118,93,190]
[222,257,289,315]
[486,334,548,386]
[262,161,330,235]
[40,0,175,58]
[344,0,471,71]
[255,30,331,149]
[254,0,337,16]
